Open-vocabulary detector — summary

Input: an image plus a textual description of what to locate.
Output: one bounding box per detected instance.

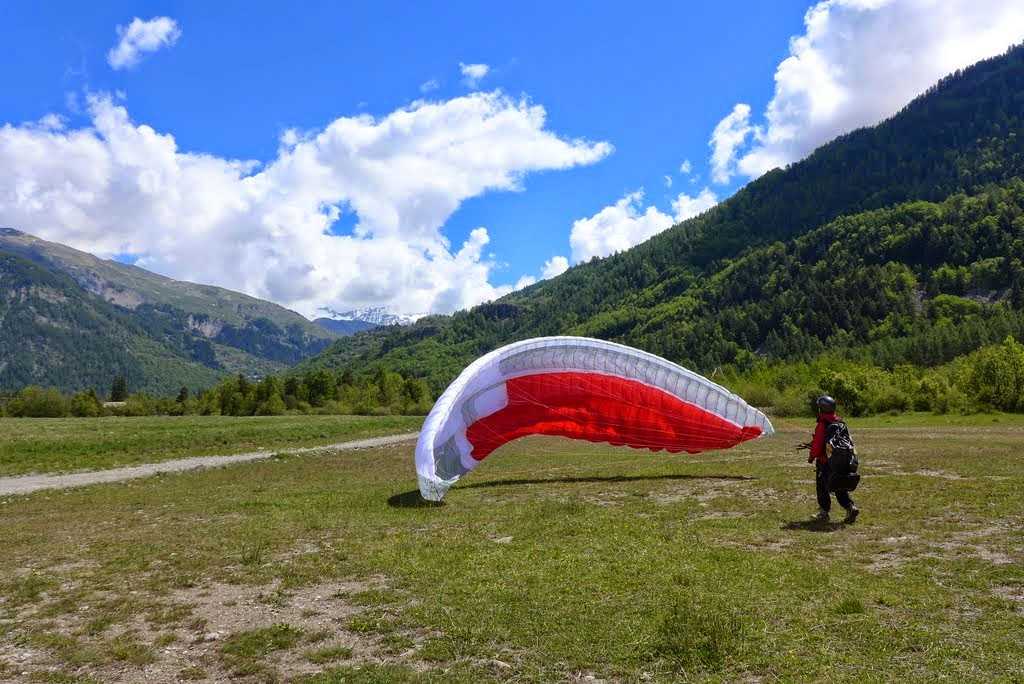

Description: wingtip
[418,475,450,502]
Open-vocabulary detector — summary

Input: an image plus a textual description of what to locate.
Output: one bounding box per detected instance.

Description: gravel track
[0,432,420,497]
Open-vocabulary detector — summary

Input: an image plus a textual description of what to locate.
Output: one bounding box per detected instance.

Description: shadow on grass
[387,473,755,508]
[781,519,847,533]
[463,473,756,489]
[387,490,446,509]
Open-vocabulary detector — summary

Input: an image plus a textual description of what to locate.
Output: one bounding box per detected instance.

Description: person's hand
[807,454,815,464]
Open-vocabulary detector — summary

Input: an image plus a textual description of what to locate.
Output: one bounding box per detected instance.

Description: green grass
[221,623,304,674]
[305,645,354,664]
[0,414,422,476]
[0,414,1022,681]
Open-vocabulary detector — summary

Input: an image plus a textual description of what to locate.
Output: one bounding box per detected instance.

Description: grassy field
[0,415,423,477]
[0,415,1022,682]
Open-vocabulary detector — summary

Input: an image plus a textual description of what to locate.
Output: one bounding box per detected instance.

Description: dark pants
[816,461,854,512]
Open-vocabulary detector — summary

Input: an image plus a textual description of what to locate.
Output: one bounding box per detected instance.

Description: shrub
[871,386,911,414]
[256,394,287,416]
[723,378,776,409]
[7,387,68,417]
[818,370,870,416]
[125,394,156,417]
[771,386,817,417]
[69,390,103,417]
[966,336,1024,411]
[316,400,353,415]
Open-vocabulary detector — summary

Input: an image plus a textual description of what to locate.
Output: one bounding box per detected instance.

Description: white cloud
[541,255,569,279]
[31,114,66,131]
[0,91,611,317]
[709,103,752,184]
[460,62,490,88]
[679,159,692,174]
[671,188,718,222]
[663,174,673,188]
[513,274,537,290]
[713,0,1024,183]
[107,16,181,70]
[503,253,571,292]
[420,79,439,93]
[569,188,717,262]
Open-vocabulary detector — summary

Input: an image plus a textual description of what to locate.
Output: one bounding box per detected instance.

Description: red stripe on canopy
[466,372,762,460]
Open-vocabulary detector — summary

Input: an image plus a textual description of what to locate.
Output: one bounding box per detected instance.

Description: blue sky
[1,1,1022,316]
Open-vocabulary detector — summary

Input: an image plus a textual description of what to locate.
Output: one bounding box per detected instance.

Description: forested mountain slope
[0,228,336,370]
[0,253,222,394]
[302,43,1024,391]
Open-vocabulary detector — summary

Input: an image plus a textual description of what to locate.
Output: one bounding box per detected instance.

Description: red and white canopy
[415,336,774,501]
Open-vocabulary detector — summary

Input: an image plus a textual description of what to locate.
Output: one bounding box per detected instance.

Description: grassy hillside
[302,43,1024,391]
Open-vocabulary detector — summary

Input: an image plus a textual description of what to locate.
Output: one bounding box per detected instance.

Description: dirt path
[0,432,420,497]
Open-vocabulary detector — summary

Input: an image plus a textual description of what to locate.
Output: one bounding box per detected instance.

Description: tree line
[723,336,1024,417]
[0,367,433,418]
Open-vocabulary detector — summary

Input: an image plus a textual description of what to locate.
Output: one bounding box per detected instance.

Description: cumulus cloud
[709,103,752,184]
[420,79,439,93]
[460,62,490,88]
[712,0,1024,183]
[503,254,571,292]
[671,188,718,222]
[679,159,692,174]
[569,188,717,262]
[663,174,673,188]
[107,16,181,70]
[541,255,569,279]
[513,275,537,290]
[0,91,611,316]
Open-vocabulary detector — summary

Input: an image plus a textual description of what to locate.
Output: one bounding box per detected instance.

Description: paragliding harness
[825,419,860,493]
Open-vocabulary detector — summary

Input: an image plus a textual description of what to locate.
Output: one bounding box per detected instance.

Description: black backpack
[825,420,860,492]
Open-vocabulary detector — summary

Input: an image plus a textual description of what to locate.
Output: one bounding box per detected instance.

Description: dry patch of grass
[2,573,442,682]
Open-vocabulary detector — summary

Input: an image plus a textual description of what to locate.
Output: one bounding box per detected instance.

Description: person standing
[798,395,860,523]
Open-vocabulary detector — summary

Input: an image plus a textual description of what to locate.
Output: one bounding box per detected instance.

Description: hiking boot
[843,506,860,524]
[813,509,830,522]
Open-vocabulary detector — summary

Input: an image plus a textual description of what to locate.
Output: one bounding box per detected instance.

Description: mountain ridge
[319,306,418,327]
[0,229,338,393]
[0,228,332,337]
[0,251,223,394]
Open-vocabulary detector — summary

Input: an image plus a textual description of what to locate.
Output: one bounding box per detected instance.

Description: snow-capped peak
[319,306,418,326]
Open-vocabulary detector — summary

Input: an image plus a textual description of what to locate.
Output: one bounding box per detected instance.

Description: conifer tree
[110,375,128,402]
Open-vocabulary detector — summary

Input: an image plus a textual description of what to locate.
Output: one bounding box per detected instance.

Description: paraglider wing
[415,336,774,501]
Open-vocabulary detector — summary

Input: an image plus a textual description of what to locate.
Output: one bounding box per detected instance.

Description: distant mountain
[320,306,418,327]
[313,317,378,336]
[0,229,339,393]
[300,43,1024,391]
[0,252,222,394]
